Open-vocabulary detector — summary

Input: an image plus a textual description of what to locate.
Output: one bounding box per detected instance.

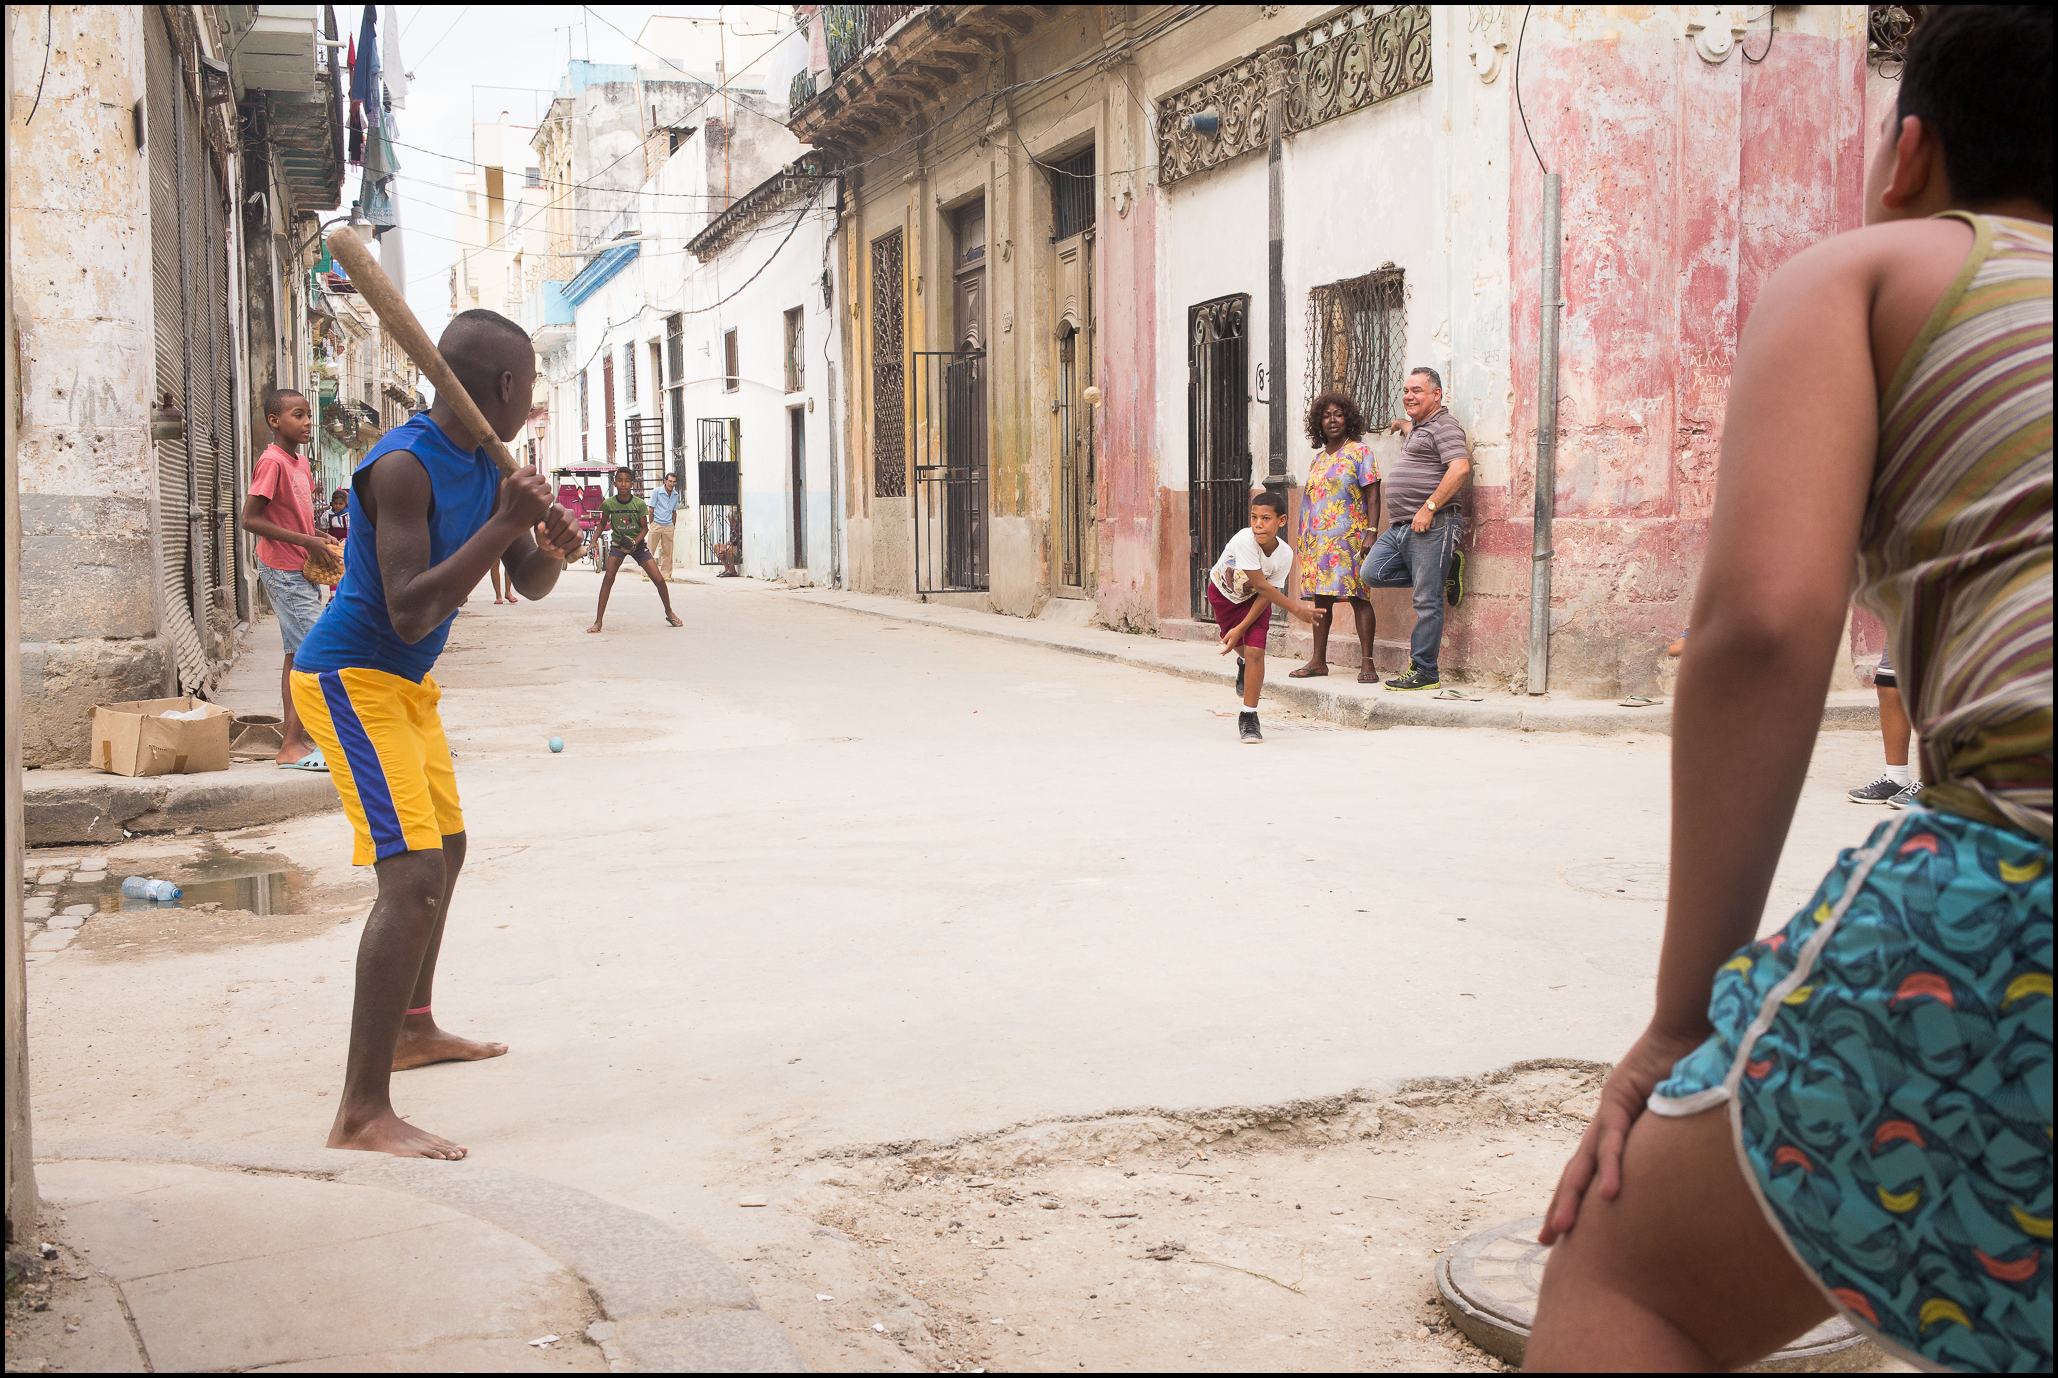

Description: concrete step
[23,761,339,847]
[1160,616,1406,675]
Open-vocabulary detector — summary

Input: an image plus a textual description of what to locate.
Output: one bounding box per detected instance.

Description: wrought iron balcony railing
[822,4,923,80]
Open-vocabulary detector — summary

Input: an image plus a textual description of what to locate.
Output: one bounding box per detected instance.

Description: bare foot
[1288,662,1329,679]
[666,612,684,627]
[587,622,604,634]
[328,1106,467,1160]
[1356,667,1380,684]
[394,1022,509,1071]
[274,742,316,765]
[508,594,519,604]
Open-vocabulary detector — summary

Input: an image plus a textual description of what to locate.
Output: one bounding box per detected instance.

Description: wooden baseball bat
[325,227,520,477]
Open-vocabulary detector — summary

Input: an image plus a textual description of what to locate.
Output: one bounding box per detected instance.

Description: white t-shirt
[1209,527,1294,603]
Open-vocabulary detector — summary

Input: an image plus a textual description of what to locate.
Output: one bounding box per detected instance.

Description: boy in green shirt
[588,466,683,633]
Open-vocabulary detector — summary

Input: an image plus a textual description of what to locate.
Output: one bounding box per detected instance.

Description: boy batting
[290,308,581,1159]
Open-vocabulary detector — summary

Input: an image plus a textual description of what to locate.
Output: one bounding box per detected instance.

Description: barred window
[1049,146,1095,241]
[1306,266,1406,428]
[784,306,805,392]
[870,229,907,498]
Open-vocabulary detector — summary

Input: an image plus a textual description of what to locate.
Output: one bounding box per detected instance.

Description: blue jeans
[1359,510,1460,677]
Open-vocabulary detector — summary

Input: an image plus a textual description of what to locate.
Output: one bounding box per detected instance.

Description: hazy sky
[345,5,803,333]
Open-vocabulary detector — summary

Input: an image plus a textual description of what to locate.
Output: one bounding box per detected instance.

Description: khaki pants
[649,523,676,580]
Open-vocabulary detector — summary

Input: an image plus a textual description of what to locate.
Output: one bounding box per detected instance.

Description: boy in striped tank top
[1529,9,2050,1373]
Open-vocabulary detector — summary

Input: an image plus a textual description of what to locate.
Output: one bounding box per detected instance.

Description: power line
[393,9,806,288]
[1515,6,1548,175]
[411,4,471,69]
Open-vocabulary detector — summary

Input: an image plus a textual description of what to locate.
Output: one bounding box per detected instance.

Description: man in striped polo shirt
[1360,367,1472,691]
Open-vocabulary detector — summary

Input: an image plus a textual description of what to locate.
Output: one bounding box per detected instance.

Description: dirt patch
[735,1063,1609,1372]
[745,1062,1917,1372]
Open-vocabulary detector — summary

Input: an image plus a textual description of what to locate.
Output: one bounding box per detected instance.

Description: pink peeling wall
[1504,11,1874,696]
[1096,175,1161,630]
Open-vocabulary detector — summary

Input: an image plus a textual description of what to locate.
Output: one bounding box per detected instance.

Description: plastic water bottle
[120,876,182,903]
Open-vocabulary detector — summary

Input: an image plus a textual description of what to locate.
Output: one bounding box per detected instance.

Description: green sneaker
[1385,667,1441,692]
[1445,549,1466,607]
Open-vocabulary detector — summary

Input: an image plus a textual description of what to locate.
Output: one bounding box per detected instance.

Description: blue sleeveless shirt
[293,414,501,682]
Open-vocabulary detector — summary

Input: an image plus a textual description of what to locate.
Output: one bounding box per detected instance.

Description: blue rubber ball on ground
[548,736,564,753]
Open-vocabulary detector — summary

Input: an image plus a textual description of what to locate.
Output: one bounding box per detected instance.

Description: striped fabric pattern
[1863,213,2053,843]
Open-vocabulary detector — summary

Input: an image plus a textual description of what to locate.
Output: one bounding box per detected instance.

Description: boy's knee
[380,848,448,911]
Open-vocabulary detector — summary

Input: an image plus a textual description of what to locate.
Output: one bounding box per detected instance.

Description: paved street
[24,572,1895,1368]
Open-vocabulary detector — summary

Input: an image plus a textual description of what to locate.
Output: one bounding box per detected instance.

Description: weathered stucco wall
[820,5,1878,689]
[9,6,172,765]
[1507,6,1875,696]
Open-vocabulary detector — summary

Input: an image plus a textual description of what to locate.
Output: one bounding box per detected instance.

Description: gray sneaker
[1848,774,1904,804]
[1887,782,1924,810]
[1239,711,1263,744]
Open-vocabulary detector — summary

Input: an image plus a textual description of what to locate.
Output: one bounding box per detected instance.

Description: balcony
[790,4,1039,146]
[236,5,346,215]
[230,5,321,95]
[528,280,575,353]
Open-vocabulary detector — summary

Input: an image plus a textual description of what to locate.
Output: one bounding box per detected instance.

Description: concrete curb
[756,583,1880,737]
[22,762,339,846]
[41,1136,805,1373]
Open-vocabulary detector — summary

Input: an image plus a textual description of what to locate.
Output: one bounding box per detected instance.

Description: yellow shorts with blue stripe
[290,668,464,865]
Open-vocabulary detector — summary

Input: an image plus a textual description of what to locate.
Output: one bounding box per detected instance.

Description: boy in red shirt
[241,387,340,768]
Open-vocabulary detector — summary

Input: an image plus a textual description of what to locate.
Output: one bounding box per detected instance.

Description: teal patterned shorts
[1652,809,2052,1373]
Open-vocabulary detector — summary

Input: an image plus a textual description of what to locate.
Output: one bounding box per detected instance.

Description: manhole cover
[1560,860,1668,902]
[1435,1217,1878,1371]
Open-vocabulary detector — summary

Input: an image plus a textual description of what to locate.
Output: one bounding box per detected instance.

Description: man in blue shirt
[648,470,682,580]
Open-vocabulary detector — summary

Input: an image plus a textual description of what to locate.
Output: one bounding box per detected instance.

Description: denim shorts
[258,561,325,655]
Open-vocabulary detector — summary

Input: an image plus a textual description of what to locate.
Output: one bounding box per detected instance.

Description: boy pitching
[587,465,684,632]
[241,388,340,767]
[290,309,581,1160]
[1209,490,1315,743]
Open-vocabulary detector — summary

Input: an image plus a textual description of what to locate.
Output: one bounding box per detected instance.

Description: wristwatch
[1424,500,1439,514]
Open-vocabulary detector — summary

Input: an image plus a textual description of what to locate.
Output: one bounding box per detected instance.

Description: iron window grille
[1049,146,1096,241]
[1867,6,1924,77]
[784,306,805,392]
[665,314,686,469]
[1306,266,1407,428]
[870,229,907,498]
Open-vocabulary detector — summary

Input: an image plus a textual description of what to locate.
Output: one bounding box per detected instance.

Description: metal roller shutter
[145,11,209,690]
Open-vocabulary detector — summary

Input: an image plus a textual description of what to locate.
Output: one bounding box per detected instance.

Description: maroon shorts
[1207,584,1270,650]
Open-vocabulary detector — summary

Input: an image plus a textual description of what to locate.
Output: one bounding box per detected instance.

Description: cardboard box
[90,696,233,777]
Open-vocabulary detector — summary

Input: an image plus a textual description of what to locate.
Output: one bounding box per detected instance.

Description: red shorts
[1207,584,1271,650]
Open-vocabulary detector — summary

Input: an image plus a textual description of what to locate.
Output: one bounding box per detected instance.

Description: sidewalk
[22,619,339,846]
[12,1140,800,1372]
[678,575,1881,737]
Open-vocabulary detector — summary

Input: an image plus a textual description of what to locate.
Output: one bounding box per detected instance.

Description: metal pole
[1263,42,1289,485]
[1527,172,1561,696]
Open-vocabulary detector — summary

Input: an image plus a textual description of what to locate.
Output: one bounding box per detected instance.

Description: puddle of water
[85,864,296,916]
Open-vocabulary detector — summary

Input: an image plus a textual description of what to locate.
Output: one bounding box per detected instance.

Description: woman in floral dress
[1290,391,1382,682]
